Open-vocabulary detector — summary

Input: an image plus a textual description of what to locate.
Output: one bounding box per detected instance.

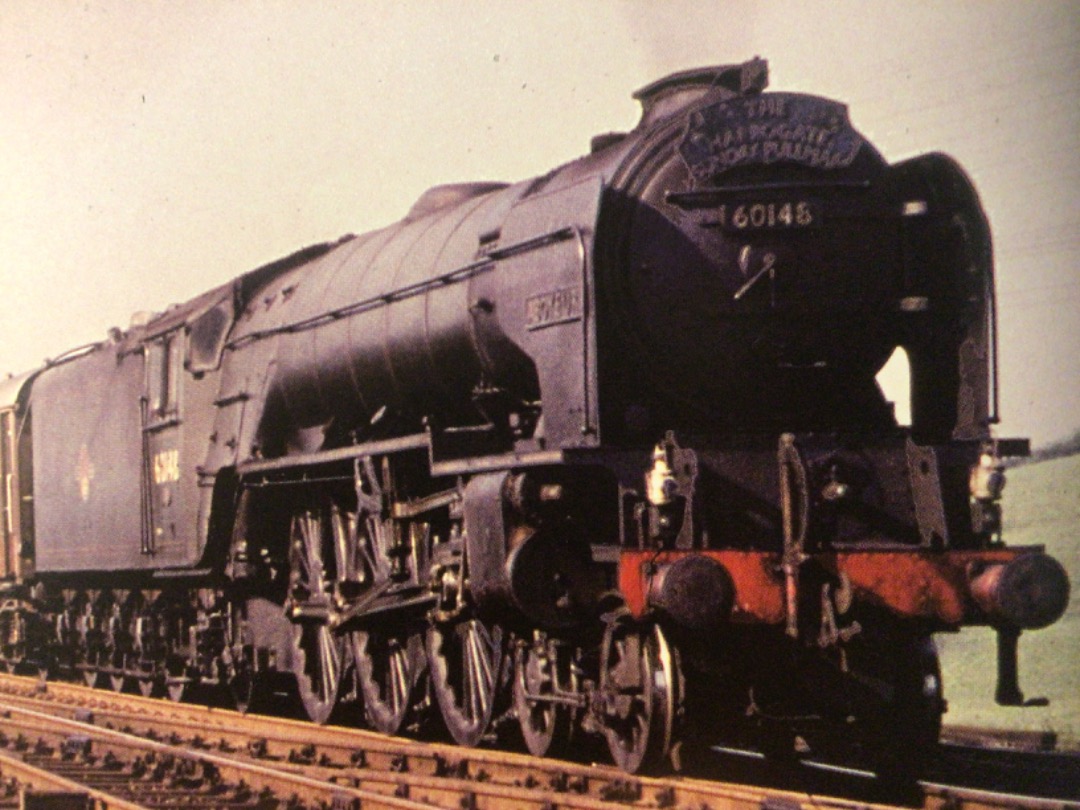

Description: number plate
[714,200,820,231]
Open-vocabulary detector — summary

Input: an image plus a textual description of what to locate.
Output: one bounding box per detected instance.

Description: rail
[0,672,1076,810]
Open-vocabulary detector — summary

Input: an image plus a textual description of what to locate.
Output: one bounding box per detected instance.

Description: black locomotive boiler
[0,59,1069,778]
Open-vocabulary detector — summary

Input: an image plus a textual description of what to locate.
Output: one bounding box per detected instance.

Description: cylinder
[505,528,596,629]
[647,554,735,629]
[969,553,1070,630]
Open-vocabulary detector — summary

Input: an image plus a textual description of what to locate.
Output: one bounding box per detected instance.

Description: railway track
[929,741,1080,802]
[0,672,1074,810]
[940,726,1062,753]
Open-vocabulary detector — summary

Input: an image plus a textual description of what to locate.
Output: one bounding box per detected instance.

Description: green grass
[936,453,1080,748]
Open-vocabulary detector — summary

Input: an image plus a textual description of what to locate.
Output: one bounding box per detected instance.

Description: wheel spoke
[465,623,492,720]
[318,627,341,702]
[389,645,407,715]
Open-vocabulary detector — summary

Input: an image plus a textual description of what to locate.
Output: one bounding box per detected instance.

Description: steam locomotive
[0,59,1069,778]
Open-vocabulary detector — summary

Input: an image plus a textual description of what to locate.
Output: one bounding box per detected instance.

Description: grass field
[936,453,1080,748]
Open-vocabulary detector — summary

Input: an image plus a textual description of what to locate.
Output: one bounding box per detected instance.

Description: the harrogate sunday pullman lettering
[679,93,864,182]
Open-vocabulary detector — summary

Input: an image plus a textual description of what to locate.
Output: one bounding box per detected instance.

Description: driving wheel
[287,500,347,724]
[427,616,503,747]
[354,627,427,735]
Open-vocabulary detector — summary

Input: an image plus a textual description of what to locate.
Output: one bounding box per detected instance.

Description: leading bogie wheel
[513,631,578,758]
[597,620,682,774]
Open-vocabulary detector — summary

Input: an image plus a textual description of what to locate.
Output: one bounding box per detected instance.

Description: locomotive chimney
[631,57,768,128]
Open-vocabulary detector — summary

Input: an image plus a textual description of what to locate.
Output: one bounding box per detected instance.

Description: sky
[1,1,1077,447]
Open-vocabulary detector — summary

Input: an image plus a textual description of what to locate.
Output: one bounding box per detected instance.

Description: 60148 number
[716,201,817,231]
